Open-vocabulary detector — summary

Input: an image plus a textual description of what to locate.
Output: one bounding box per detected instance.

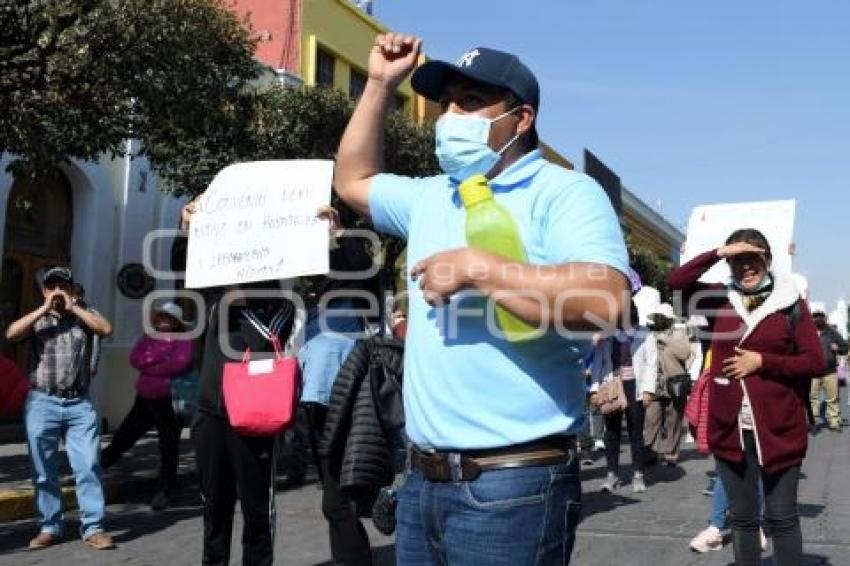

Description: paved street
[0,429,847,565]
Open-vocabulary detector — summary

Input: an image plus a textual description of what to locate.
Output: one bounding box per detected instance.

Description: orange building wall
[228,0,301,73]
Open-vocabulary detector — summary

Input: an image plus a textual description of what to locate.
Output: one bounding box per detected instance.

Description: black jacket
[818,326,848,375]
[319,336,404,513]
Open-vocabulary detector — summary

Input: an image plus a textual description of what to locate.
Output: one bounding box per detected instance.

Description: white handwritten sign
[185,160,332,288]
[682,199,796,284]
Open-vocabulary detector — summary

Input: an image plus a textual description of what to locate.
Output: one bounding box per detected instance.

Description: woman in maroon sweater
[668,228,825,566]
[0,354,30,415]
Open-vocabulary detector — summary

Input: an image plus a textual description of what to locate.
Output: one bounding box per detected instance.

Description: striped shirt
[28,310,97,392]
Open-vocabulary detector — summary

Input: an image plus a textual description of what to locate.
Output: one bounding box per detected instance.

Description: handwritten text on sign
[185,160,332,288]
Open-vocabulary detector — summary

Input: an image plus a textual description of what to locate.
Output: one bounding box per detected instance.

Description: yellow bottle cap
[458,174,493,208]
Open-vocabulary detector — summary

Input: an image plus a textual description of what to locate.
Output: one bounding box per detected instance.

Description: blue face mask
[434,107,521,181]
[731,273,773,295]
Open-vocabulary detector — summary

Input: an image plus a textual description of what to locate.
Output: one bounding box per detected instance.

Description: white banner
[681,199,796,284]
[185,160,332,289]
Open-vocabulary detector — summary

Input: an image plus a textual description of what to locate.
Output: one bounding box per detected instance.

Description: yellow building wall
[622,207,678,260]
[300,0,416,116]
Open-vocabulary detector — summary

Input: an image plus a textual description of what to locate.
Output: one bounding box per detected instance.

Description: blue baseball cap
[411,47,540,110]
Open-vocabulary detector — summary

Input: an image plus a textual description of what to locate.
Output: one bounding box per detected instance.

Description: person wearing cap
[809,303,847,432]
[643,302,692,466]
[100,302,192,510]
[4,267,115,551]
[668,229,825,566]
[334,34,628,564]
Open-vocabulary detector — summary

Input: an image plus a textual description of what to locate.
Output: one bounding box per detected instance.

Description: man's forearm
[72,307,112,337]
[469,253,628,331]
[5,308,46,342]
[335,80,393,196]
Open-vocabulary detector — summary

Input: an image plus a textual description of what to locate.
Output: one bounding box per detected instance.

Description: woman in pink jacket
[101,302,192,510]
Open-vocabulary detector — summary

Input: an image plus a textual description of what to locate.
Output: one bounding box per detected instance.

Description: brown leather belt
[409,435,576,482]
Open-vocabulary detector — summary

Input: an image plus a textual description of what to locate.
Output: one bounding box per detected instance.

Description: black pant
[603,379,646,475]
[101,395,181,489]
[304,403,373,566]
[717,431,802,566]
[195,413,276,566]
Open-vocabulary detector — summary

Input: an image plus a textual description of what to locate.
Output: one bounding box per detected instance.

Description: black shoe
[280,470,306,489]
[150,490,172,511]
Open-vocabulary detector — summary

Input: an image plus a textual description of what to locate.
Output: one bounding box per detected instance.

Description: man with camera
[4,267,114,551]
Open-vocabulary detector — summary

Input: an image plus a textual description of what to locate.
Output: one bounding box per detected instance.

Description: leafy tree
[0,0,438,190]
[1,1,440,298]
[0,0,259,178]
[627,236,673,300]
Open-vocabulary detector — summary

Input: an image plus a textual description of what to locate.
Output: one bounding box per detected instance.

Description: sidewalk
[573,424,850,564]
[0,429,197,523]
[1,427,847,564]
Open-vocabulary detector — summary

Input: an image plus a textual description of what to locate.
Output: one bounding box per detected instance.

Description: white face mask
[434,107,522,181]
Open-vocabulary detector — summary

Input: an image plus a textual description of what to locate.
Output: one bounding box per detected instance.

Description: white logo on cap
[456,49,480,68]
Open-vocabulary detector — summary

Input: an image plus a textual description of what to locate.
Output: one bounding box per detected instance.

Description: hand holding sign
[185,161,333,289]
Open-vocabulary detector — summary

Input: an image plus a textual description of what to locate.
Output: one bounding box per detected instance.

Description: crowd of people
[585,300,693,495]
[0,30,846,566]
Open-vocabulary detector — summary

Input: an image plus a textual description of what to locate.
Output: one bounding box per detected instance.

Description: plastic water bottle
[458,174,537,341]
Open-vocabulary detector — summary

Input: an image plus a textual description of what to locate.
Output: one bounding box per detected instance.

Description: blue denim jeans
[298,304,361,406]
[709,462,729,529]
[396,451,582,565]
[709,459,764,530]
[24,389,106,539]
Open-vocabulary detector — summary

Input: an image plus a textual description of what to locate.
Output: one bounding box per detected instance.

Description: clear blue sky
[372,0,849,310]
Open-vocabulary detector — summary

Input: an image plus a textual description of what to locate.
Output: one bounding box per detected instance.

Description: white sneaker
[593,439,605,451]
[689,526,723,553]
[600,472,620,493]
[632,472,647,493]
[760,528,768,551]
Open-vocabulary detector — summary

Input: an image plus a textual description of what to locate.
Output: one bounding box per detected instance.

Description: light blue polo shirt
[369,149,628,449]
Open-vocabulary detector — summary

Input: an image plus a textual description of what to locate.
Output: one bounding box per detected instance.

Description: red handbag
[685,370,711,454]
[223,335,300,436]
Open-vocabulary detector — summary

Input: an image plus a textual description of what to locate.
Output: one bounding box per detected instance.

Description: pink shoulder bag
[222,324,299,437]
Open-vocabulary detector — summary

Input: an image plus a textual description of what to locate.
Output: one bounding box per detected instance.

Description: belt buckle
[414,450,454,482]
[413,447,484,482]
[56,388,77,399]
[448,453,462,482]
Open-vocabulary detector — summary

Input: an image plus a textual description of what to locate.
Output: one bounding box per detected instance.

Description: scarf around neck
[731,274,774,312]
